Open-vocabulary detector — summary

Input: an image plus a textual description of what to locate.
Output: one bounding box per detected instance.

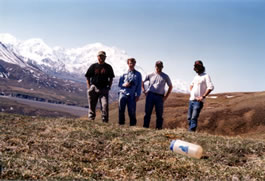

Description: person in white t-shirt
[188,60,214,132]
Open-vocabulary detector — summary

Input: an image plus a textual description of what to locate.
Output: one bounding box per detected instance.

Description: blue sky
[1,0,265,93]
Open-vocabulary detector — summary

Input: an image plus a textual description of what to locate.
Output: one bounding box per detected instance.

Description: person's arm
[109,65,115,89]
[163,76,173,102]
[142,81,146,95]
[190,78,195,91]
[203,89,212,98]
[118,75,124,88]
[109,78,113,89]
[135,73,142,102]
[196,89,212,102]
[163,85,173,102]
[86,79,90,89]
[142,75,148,95]
[190,85,193,91]
[85,64,93,89]
[196,74,214,101]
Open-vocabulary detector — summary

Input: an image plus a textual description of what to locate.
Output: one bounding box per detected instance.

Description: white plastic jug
[170,139,203,159]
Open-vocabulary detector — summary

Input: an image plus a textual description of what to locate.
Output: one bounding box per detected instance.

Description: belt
[92,84,109,89]
[150,92,164,97]
[190,100,204,103]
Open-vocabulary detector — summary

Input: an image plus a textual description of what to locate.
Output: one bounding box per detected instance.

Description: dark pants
[87,85,109,122]
[118,93,137,126]
[187,100,204,132]
[143,92,164,129]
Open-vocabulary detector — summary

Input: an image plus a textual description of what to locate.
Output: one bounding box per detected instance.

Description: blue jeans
[187,100,204,132]
[119,93,137,126]
[143,92,164,129]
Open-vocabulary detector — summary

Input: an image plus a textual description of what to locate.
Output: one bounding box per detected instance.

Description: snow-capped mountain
[0,58,89,106]
[0,33,188,93]
[0,42,27,68]
[0,33,139,79]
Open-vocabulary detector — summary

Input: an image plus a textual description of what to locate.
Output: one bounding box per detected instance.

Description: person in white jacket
[188,60,214,132]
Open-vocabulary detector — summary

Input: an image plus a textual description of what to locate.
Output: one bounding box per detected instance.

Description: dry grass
[0,113,264,180]
[109,91,265,137]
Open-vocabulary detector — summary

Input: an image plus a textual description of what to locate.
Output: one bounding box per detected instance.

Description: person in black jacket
[85,51,115,122]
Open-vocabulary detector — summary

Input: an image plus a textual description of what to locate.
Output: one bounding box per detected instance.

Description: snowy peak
[17,38,58,64]
[0,33,18,46]
[19,38,52,56]
[0,33,134,77]
[0,42,27,67]
[0,33,189,93]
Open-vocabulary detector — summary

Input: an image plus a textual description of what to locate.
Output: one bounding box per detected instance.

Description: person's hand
[135,96,140,102]
[143,90,147,96]
[163,96,168,102]
[122,82,130,87]
[196,96,204,102]
[87,84,91,90]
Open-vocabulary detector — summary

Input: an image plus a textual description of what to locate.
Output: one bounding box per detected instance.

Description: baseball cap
[98,51,106,57]
[195,60,203,66]
[155,61,163,67]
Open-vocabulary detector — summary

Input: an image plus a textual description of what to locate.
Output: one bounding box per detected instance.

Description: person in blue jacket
[118,58,142,126]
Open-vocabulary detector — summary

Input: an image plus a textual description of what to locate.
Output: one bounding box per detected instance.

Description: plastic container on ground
[170,139,203,159]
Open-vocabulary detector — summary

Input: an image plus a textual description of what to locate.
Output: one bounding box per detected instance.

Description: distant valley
[0,95,87,117]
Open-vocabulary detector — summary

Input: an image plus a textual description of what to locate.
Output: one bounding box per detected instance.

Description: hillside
[0,113,264,180]
[1,89,264,138]
[0,59,88,107]
[109,91,265,137]
[1,91,264,138]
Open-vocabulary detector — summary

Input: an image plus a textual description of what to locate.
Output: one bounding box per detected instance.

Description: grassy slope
[0,113,264,180]
[109,91,265,137]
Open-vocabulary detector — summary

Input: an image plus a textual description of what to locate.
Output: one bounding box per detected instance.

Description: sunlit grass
[0,113,264,180]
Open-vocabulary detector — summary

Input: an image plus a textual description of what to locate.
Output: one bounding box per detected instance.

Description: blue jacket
[118,69,142,97]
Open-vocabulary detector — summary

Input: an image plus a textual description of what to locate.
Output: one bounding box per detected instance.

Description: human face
[155,66,163,73]
[97,55,106,64]
[128,60,135,70]
[194,64,203,74]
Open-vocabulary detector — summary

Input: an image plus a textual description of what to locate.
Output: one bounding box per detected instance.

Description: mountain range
[0,33,188,105]
[0,33,136,80]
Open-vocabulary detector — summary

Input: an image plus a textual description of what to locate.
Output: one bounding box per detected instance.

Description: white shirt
[190,72,214,101]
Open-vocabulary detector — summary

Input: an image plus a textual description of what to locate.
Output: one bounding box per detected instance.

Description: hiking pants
[87,85,109,122]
